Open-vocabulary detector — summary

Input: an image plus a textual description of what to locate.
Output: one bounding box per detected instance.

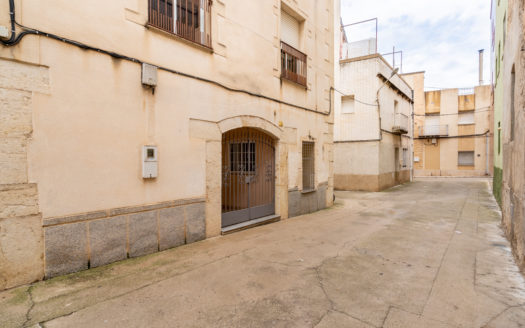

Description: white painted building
[334,53,414,191]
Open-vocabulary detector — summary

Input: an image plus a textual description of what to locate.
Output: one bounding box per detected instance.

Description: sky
[341,0,493,90]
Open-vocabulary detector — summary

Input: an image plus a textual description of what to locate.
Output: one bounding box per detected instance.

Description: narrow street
[1,178,524,328]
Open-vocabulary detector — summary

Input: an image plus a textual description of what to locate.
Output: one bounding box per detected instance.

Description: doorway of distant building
[221,128,275,228]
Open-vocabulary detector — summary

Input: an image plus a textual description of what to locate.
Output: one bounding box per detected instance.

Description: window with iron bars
[302,142,315,191]
[148,0,212,48]
[281,42,307,87]
[230,142,256,173]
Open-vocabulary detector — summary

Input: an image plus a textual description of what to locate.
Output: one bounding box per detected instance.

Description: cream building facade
[403,72,493,177]
[0,0,337,290]
[334,54,413,192]
[500,0,525,268]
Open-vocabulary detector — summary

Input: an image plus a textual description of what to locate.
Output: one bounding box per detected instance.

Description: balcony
[281,41,307,88]
[418,125,449,137]
[392,113,409,134]
[148,0,212,49]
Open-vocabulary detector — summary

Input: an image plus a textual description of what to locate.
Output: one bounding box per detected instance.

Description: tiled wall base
[43,198,205,278]
[288,182,328,218]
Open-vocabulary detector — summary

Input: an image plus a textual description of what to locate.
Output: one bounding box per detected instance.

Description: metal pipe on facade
[376,67,399,140]
[485,133,489,175]
[479,49,484,86]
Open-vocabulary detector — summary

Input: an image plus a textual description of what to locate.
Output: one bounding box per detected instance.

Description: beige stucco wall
[501,0,525,268]
[402,72,425,171]
[0,0,336,288]
[0,59,49,290]
[403,71,493,177]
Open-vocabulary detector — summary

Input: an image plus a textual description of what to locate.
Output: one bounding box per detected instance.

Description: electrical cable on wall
[413,106,493,116]
[1,0,332,116]
[332,87,378,107]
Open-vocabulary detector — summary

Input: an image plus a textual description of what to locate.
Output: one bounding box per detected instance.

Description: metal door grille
[222,128,275,227]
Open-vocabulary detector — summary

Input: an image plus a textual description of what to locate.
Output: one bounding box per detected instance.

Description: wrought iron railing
[281,41,307,87]
[148,0,212,48]
[418,125,449,137]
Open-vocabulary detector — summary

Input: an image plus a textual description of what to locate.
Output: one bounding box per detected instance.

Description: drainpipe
[376,67,400,140]
[479,49,484,86]
[485,132,489,175]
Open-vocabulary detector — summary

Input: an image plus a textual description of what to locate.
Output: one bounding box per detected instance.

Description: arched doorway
[221,128,275,228]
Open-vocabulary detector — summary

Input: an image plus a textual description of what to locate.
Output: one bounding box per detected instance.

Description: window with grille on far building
[148,0,212,48]
[458,151,475,166]
[302,142,315,191]
[341,96,355,114]
[402,148,408,168]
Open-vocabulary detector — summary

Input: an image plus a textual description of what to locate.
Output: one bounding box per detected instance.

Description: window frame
[402,148,408,168]
[458,112,475,125]
[341,96,355,114]
[229,142,256,174]
[302,141,315,192]
[458,151,475,167]
[148,0,212,49]
[280,7,307,88]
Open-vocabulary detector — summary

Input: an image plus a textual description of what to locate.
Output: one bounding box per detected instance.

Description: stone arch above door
[218,116,283,140]
[189,115,286,239]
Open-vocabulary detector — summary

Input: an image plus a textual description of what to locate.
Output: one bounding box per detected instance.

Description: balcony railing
[393,113,409,134]
[148,0,212,48]
[281,41,307,87]
[419,125,449,137]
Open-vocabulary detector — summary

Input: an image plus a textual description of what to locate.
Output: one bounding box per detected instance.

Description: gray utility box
[142,63,158,87]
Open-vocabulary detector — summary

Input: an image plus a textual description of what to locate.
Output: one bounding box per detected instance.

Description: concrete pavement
[1,178,524,327]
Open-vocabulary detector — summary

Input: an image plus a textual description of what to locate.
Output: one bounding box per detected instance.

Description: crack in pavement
[481,302,525,327]
[21,285,35,328]
[380,305,392,327]
[312,242,381,328]
[35,247,256,326]
[421,188,472,315]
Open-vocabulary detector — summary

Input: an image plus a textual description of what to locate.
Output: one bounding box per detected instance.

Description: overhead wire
[413,106,493,116]
[1,0,332,116]
[332,87,378,107]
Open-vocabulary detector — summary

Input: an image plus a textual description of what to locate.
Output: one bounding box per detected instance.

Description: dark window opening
[302,142,315,191]
[230,142,256,173]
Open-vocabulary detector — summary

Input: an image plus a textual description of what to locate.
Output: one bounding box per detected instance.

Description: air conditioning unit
[431,138,437,144]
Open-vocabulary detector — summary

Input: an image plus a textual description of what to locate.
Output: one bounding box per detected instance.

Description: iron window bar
[302,142,315,191]
[281,41,307,88]
[148,0,212,48]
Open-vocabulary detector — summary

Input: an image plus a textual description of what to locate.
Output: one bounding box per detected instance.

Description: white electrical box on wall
[142,63,158,87]
[0,26,9,39]
[142,146,158,179]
